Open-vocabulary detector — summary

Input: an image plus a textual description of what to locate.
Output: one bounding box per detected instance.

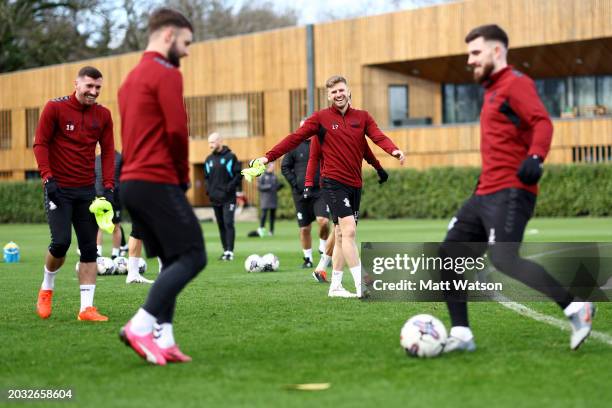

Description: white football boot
[567,302,596,350]
[443,336,477,353]
[126,274,154,284]
[328,285,358,298]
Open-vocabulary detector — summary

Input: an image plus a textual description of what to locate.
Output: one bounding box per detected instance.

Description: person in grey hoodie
[257,163,283,236]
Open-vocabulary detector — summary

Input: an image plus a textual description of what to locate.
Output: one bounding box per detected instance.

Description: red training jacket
[118,52,189,185]
[477,66,553,195]
[266,105,398,188]
[33,92,115,189]
[305,137,382,188]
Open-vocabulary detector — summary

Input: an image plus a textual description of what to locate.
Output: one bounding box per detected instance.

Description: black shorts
[292,189,330,228]
[45,184,98,261]
[321,178,361,225]
[112,190,122,224]
[120,180,205,260]
[445,188,536,245]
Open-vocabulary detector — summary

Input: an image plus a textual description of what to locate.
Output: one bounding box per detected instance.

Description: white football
[261,253,279,271]
[96,257,116,275]
[138,258,147,274]
[400,314,447,358]
[113,256,128,275]
[244,254,263,273]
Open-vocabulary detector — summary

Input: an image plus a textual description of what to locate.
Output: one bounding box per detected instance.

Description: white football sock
[41,265,58,290]
[319,239,327,253]
[130,308,156,336]
[450,326,474,341]
[96,245,102,257]
[155,323,175,348]
[111,247,120,257]
[564,302,585,317]
[316,254,331,271]
[128,257,139,278]
[349,263,362,297]
[79,284,95,312]
[330,270,343,289]
[303,248,313,261]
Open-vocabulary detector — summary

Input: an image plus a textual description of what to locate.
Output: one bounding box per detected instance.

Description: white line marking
[483,245,612,347]
[495,295,612,346]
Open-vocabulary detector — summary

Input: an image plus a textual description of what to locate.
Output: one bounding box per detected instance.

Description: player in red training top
[252,75,405,298]
[117,7,206,366]
[440,24,595,353]
[304,126,389,285]
[33,66,115,322]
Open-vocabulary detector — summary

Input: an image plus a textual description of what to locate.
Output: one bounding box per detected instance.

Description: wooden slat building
[0,0,611,205]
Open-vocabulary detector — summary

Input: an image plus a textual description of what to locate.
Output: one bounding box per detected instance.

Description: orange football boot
[77,306,109,321]
[36,289,53,319]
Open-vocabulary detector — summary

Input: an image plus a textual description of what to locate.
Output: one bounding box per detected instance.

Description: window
[596,76,612,111]
[388,85,409,127]
[208,96,249,138]
[535,79,567,117]
[573,77,597,108]
[25,170,41,180]
[26,108,40,148]
[289,88,327,131]
[0,110,11,150]
[185,96,207,139]
[0,171,13,180]
[185,93,264,139]
[443,84,483,124]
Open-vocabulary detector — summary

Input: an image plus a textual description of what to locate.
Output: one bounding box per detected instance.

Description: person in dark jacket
[95,149,124,258]
[205,132,242,261]
[257,163,283,236]
[281,121,330,268]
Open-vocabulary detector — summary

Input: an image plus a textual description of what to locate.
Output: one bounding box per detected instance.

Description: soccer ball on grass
[400,314,447,358]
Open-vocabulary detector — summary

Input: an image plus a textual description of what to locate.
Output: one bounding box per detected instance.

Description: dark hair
[148,7,193,34]
[465,24,509,48]
[325,75,348,89]
[77,66,102,79]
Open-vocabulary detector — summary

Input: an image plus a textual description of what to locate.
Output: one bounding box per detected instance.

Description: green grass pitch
[1,218,611,407]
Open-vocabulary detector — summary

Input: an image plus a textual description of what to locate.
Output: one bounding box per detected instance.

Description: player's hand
[302,187,312,200]
[44,178,59,204]
[103,188,114,206]
[517,155,543,185]
[392,150,405,165]
[377,168,389,184]
[249,157,269,167]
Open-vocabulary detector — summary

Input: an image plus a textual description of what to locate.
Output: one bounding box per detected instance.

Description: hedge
[0,181,47,223]
[275,163,612,219]
[1,164,611,223]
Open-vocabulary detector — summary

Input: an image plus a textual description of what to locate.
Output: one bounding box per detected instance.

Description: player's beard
[473,61,494,84]
[168,41,181,67]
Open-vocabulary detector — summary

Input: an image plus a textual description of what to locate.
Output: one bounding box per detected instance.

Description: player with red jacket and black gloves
[441,24,595,354]
[304,131,389,284]
[33,66,115,322]
[118,8,206,366]
[252,75,405,298]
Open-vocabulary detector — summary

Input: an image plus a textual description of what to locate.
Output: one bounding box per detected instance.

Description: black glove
[302,187,312,200]
[377,168,389,184]
[103,188,114,206]
[44,178,59,204]
[517,155,543,185]
[180,182,191,193]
